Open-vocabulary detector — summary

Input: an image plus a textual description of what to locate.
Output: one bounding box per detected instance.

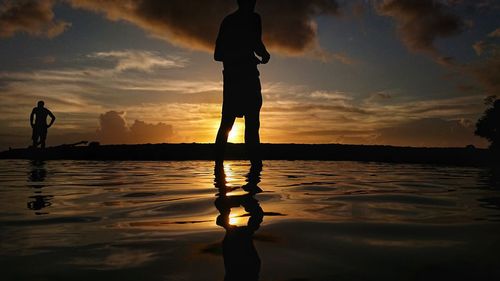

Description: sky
[0,0,498,149]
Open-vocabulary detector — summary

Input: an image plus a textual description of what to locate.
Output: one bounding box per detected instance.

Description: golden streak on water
[229,211,245,226]
[224,162,235,182]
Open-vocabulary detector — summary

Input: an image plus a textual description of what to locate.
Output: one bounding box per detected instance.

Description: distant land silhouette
[0,143,497,166]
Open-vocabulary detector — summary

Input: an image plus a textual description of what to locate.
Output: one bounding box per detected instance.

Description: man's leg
[39,128,47,149]
[215,115,236,163]
[32,128,39,148]
[245,111,261,166]
[40,135,46,149]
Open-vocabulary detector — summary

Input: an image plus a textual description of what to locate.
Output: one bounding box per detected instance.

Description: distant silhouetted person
[475,97,500,152]
[214,0,270,166]
[30,101,55,149]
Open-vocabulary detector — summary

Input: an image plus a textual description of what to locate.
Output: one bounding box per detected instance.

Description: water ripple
[1,160,500,280]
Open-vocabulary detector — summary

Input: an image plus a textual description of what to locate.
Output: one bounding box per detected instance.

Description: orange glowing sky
[0,0,498,149]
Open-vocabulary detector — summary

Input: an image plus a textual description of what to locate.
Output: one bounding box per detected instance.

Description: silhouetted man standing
[214,0,270,166]
[30,101,55,149]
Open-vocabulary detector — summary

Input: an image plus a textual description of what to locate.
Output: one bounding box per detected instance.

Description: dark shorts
[32,126,47,141]
[222,68,262,118]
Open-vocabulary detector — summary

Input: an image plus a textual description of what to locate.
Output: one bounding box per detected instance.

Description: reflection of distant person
[214,0,270,166]
[27,160,52,215]
[30,101,55,149]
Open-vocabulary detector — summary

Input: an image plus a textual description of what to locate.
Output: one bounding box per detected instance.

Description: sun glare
[228,119,244,143]
[229,215,239,225]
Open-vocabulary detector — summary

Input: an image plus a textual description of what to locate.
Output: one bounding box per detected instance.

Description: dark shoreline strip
[0,143,497,167]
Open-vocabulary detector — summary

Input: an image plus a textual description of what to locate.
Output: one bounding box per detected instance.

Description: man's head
[37,101,44,108]
[237,0,256,12]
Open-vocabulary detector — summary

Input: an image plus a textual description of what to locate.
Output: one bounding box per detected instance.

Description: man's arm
[30,109,35,128]
[254,14,270,64]
[47,110,56,128]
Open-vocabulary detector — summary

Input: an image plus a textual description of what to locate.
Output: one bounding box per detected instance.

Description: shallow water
[1,160,500,281]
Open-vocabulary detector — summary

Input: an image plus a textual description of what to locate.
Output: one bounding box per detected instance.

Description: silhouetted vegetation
[475,96,500,151]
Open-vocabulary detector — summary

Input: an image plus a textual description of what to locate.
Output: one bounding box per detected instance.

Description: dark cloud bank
[3,0,497,73]
[376,0,464,64]
[1,0,462,58]
[68,0,342,56]
[1,0,494,62]
[0,0,70,38]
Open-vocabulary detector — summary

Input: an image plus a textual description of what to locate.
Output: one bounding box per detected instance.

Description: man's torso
[221,12,260,70]
[33,108,50,127]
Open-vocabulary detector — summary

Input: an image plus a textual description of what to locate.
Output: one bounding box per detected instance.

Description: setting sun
[227,119,245,143]
[1,0,499,280]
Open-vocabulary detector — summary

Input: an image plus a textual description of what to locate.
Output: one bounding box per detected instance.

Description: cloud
[0,48,222,149]
[0,0,348,60]
[310,90,352,101]
[0,49,211,102]
[489,27,500,38]
[376,0,463,63]
[365,91,393,104]
[473,40,488,56]
[311,49,357,64]
[97,111,174,144]
[40,55,57,64]
[257,0,341,54]
[0,48,490,149]
[472,27,500,56]
[467,47,500,95]
[96,111,128,144]
[129,119,174,144]
[89,50,186,72]
[262,88,487,146]
[0,0,70,38]
[374,118,486,147]
[0,0,353,62]
[351,1,366,18]
[67,0,342,58]
[0,79,489,149]
[468,27,500,94]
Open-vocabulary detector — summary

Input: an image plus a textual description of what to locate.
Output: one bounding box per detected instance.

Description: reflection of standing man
[214,0,270,166]
[30,101,55,149]
[214,163,264,281]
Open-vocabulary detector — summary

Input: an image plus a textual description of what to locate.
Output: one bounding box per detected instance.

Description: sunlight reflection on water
[1,160,500,280]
